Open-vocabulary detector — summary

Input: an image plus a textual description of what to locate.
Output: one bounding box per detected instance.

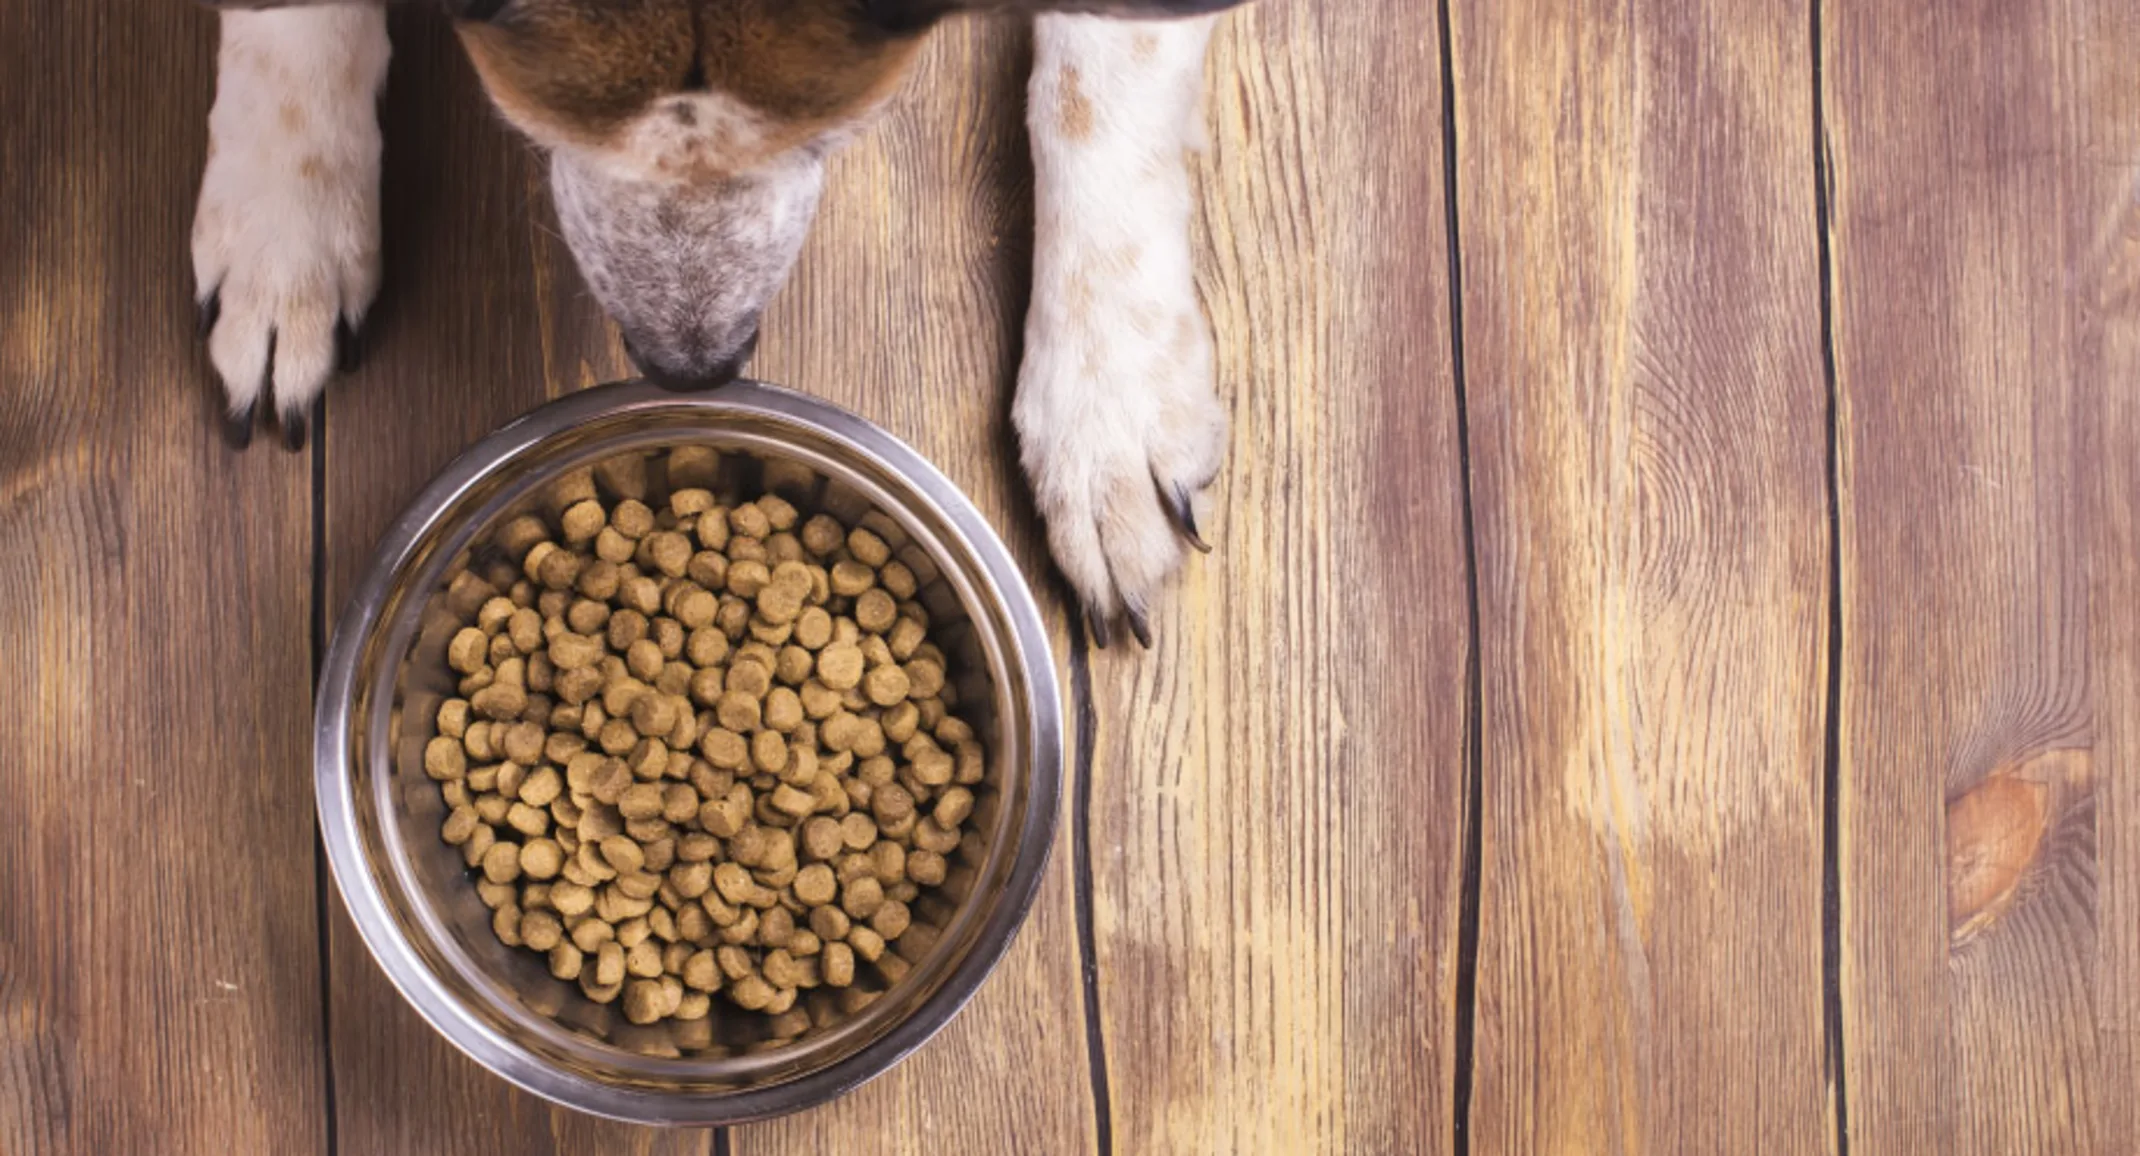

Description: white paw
[193,6,389,447]
[1014,288,1226,648]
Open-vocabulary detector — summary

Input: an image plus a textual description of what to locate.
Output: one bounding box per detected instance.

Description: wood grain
[733,16,1098,1154]
[1081,5,1471,1152]
[0,4,329,1155]
[319,14,711,1154]
[1448,0,1834,1150]
[1825,0,2140,1148]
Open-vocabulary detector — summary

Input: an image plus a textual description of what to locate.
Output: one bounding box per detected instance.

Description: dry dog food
[422,462,985,1037]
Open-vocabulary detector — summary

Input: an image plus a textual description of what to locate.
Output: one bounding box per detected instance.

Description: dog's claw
[1086,603,1113,651]
[280,408,309,453]
[197,291,222,340]
[1125,602,1153,650]
[222,400,257,451]
[1163,482,1212,554]
[335,316,365,374]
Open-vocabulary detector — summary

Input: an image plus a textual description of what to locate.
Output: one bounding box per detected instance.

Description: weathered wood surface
[1448,0,1834,1151]
[1079,3,1470,1153]
[0,5,328,1156]
[1826,0,2140,1150]
[4,1,2132,1153]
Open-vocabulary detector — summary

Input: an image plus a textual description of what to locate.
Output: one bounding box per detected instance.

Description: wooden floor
[4,1,2137,1152]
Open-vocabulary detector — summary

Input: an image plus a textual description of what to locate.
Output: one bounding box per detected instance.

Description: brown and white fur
[193,0,1236,645]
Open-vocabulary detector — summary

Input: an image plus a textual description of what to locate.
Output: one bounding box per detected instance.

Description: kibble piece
[879,560,917,601]
[905,659,947,702]
[729,974,776,1011]
[871,782,915,826]
[798,680,843,721]
[619,783,666,821]
[547,941,586,982]
[755,495,798,531]
[696,784,749,838]
[758,688,804,735]
[521,838,565,880]
[727,502,771,539]
[912,816,961,854]
[441,806,481,845]
[800,817,844,861]
[933,786,975,828]
[846,925,886,963]
[700,727,748,771]
[715,692,762,734]
[683,949,720,992]
[906,849,948,887]
[626,938,664,979]
[646,532,693,578]
[821,941,857,988]
[854,589,897,634]
[792,863,838,907]
[870,899,911,941]
[481,841,523,885]
[772,645,814,687]
[670,860,713,900]
[834,526,886,568]
[551,880,596,917]
[808,906,851,943]
[424,737,467,782]
[520,910,564,952]
[829,561,875,598]
[793,607,834,652]
[473,792,511,826]
[869,841,906,885]
[448,627,489,674]
[863,664,911,707]
[461,824,496,869]
[751,730,788,775]
[817,645,864,691]
[758,906,796,949]
[877,953,912,986]
[841,876,885,920]
[437,699,472,740]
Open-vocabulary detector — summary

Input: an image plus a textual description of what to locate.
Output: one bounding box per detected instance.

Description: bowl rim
[314,379,1064,1126]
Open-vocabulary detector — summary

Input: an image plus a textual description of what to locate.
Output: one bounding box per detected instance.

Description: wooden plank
[320,14,710,1153]
[1826,0,2140,1148]
[1080,5,1470,1151]
[732,17,1097,1154]
[1449,0,1833,1150]
[0,4,329,1155]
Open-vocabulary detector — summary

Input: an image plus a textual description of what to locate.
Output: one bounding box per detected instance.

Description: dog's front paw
[193,7,390,449]
[1015,295,1226,649]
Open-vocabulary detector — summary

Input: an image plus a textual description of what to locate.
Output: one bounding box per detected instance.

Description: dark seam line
[1436,1,1485,1151]
[1811,0,1851,1151]
[1068,610,1114,1156]
[309,398,340,1156]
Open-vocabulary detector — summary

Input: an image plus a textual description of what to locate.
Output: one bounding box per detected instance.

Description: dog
[193,0,1238,647]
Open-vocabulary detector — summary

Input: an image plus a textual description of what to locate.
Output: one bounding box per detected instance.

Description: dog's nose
[627,326,761,392]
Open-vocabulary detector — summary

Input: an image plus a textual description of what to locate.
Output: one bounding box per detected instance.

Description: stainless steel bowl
[315,380,1063,1125]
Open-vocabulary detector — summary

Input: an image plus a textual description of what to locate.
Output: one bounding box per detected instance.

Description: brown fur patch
[1058,64,1094,141]
[458,0,925,163]
[278,101,305,132]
